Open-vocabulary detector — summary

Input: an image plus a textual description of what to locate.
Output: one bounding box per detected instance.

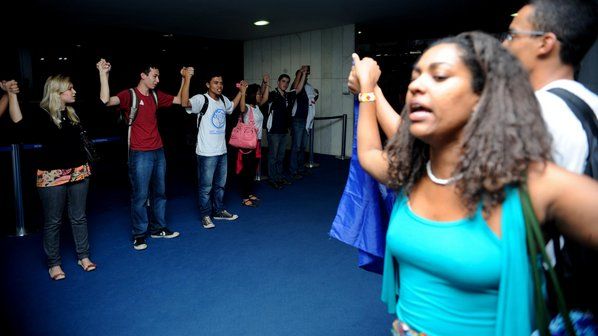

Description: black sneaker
[150,228,180,239]
[213,210,238,221]
[133,237,147,250]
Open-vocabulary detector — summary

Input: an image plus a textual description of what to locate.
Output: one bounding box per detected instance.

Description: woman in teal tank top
[347,32,598,335]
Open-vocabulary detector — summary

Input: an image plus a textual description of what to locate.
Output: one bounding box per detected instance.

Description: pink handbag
[229,106,258,150]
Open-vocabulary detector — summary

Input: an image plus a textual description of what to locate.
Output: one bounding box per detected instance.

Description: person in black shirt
[265,69,307,188]
[290,65,318,179]
[36,75,96,280]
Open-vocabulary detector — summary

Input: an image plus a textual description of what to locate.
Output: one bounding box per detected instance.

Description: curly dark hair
[385,31,553,216]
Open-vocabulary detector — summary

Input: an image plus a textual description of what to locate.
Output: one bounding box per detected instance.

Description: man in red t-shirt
[97,59,194,251]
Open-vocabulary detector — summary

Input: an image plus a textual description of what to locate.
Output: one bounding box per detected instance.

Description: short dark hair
[278,74,290,82]
[529,0,598,66]
[140,64,160,75]
[205,72,223,84]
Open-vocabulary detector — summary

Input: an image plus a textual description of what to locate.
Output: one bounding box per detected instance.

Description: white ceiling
[32,0,524,41]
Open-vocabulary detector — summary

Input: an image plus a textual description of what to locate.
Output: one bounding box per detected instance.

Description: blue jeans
[290,119,308,174]
[129,148,167,239]
[267,133,287,181]
[38,179,90,267]
[197,154,227,218]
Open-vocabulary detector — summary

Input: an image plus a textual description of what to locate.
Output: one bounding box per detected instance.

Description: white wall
[243,24,355,157]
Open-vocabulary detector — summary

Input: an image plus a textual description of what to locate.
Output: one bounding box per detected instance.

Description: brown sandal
[78,259,97,272]
[241,199,257,207]
[49,267,66,281]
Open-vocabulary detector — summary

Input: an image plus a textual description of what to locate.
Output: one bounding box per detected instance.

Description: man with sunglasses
[504,0,598,317]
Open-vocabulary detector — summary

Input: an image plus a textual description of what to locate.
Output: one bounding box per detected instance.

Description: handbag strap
[519,180,576,336]
[240,105,256,125]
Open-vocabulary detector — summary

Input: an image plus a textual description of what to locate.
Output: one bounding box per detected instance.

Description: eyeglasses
[500,29,547,42]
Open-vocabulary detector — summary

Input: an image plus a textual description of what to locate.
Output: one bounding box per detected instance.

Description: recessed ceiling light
[254,20,270,26]
[511,13,518,17]
[358,31,362,35]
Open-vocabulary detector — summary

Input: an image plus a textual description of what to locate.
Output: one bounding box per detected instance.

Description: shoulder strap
[150,89,158,106]
[548,87,598,176]
[197,94,210,128]
[128,88,138,126]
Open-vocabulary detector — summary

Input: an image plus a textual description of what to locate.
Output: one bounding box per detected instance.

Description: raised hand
[180,66,195,78]
[239,80,248,93]
[96,58,111,74]
[349,53,381,93]
[262,73,270,84]
[4,80,19,94]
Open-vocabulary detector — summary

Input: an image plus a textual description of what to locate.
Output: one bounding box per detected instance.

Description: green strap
[519,182,576,336]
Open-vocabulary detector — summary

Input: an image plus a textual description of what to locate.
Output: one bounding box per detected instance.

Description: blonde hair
[39,75,79,127]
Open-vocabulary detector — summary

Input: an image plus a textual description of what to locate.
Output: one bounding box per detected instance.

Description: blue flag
[330,99,395,274]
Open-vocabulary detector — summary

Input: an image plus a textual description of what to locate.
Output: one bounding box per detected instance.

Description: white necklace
[426,161,461,186]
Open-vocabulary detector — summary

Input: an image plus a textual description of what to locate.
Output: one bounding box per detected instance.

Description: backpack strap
[150,90,158,107]
[128,88,139,126]
[547,87,598,177]
[128,88,159,126]
[126,88,159,153]
[197,94,210,128]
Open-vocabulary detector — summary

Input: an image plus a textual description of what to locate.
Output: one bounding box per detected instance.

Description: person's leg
[212,153,228,214]
[297,124,309,173]
[290,119,304,176]
[241,152,259,201]
[128,150,153,239]
[39,185,67,268]
[267,133,279,181]
[239,153,251,199]
[197,154,217,218]
[149,149,167,233]
[275,133,288,182]
[66,179,91,262]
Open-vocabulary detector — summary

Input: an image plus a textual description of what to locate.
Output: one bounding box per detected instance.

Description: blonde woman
[38,75,96,280]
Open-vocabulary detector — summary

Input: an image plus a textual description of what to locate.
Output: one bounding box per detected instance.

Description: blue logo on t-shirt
[211,109,226,129]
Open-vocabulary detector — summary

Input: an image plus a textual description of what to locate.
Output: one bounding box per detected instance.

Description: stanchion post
[11,144,27,236]
[338,114,347,160]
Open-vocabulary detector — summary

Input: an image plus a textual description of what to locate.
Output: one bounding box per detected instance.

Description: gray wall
[244,24,355,157]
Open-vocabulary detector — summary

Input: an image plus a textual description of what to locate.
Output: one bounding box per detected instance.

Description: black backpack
[546,87,598,315]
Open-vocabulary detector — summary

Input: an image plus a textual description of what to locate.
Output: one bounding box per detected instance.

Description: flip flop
[49,267,66,281]
[78,259,97,272]
[241,199,257,207]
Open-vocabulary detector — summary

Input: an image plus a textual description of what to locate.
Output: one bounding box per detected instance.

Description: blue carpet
[0,153,394,335]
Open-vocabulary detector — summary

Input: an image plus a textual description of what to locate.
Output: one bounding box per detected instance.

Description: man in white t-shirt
[184,74,246,229]
[504,0,598,314]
